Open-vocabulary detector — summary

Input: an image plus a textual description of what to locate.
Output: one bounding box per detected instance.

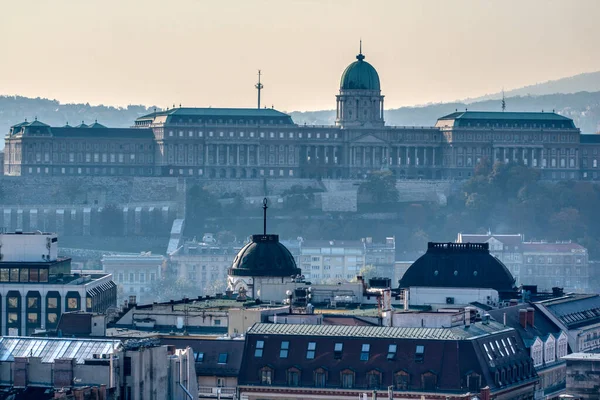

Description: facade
[0,231,117,335]
[457,233,590,292]
[101,252,163,303]
[238,322,538,400]
[5,50,599,181]
[489,304,569,400]
[299,240,365,283]
[0,336,197,400]
[169,238,241,295]
[563,353,600,399]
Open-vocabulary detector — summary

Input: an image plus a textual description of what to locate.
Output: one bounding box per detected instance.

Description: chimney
[128,295,136,305]
[503,312,507,327]
[480,386,491,400]
[100,384,107,400]
[509,299,518,307]
[526,307,535,327]
[519,309,527,329]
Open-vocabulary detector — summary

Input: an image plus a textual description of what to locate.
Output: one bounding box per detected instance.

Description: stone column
[415,147,418,166]
[205,145,209,165]
[21,293,26,336]
[16,210,23,231]
[424,147,428,166]
[134,207,142,235]
[362,147,366,167]
[56,209,65,236]
[226,145,230,166]
[237,145,240,166]
[29,209,38,231]
[432,148,436,166]
[216,146,220,165]
[246,146,250,166]
[83,208,91,236]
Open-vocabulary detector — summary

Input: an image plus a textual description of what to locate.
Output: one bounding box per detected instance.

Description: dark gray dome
[228,234,301,277]
[399,242,517,297]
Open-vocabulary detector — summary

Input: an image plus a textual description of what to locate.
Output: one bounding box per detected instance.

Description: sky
[0,0,599,112]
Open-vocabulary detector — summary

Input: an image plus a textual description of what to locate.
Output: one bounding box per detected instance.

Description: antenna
[501,88,506,112]
[255,70,264,109]
[262,198,268,235]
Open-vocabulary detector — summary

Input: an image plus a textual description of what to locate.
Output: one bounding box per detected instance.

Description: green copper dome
[340,52,381,91]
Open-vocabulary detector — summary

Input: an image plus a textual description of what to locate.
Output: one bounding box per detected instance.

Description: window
[287,368,300,386]
[367,370,381,389]
[387,344,397,360]
[255,340,264,357]
[8,297,18,308]
[395,371,409,390]
[218,353,228,364]
[260,367,273,385]
[124,356,132,376]
[47,313,58,324]
[306,342,316,359]
[47,297,58,309]
[196,352,204,362]
[314,368,326,387]
[415,345,425,362]
[422,372,437,390]
[29,268,39,282]
[67,298,78,310]
[341,370,354,388]
[10,268,19,282]
[334,342,343,359]
[360,344,370,361]
[27,297,39,308]
[280,341,289,358]
[27,313,38,324]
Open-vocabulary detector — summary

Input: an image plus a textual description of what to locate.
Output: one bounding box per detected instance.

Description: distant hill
[289,91,600,134]
[464,71,600,102]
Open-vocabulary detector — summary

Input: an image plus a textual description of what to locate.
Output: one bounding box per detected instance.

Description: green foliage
[99,204,123,236]
[187,184,221,228]
[358,171,399,206]
[282,185,322,213]
[357,264,376,281]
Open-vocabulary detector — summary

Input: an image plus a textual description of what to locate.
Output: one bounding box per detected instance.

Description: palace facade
[5,50,600,180]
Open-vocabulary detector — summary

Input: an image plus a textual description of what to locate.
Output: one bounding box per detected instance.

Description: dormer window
[415,345,424,362]
[334,343,343,359]
[387,344,397,360]
[360,344,370,361]
[306,342,316,359]
[254,340,264,357]
[280,341,289,358]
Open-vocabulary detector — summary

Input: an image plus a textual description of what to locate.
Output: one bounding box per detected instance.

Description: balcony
[198,386,236,398]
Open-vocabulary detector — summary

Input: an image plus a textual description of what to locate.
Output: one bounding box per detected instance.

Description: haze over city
[1,0,599,111]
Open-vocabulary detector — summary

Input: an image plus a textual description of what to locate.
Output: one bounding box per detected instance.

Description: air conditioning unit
[446,297,455,305]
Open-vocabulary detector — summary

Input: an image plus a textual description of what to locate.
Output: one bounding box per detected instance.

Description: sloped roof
[488,304,562,344]
[159,338,244,377]
[438,111,573,122]
[459,234,523,247]
[0,337,120,363]
[538,294,600,329]
[137,107,292,121]
[522,242,586,253]
[51,127,154,139]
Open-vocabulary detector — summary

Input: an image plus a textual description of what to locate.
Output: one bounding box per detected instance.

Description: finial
[255,70,264,109]
[153,107,156,113]
[35,116,37,121]
[262,198,268,235]
[95,119,97,123]
[356,39,365,61]
[179,103,181,108]
[501,88,506,112]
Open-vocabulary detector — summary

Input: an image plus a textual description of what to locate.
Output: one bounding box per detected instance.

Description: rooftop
[537,294,600,329]
[247,320,511,340]
[438,111,573,122]
[562,352,600,361]
[0,337,120,363]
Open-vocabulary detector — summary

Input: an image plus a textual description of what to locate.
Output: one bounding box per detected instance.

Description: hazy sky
[1,0,599,111]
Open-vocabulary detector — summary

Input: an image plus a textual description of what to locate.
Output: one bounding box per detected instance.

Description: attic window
[306,342,316,359]
[196,352,204,362]
[360,344,370,361]
[280,341,289,358]
[415,345,424,362]
[334,342,343,359]
[255,340,264,357]
[218,353,228,364]
[387,344,397,360]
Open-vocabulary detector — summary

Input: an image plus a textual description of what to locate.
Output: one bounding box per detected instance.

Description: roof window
[280,341,289,358]
[218,353,228,364]
[415,345,424,362]
[196,352,204,362]
[334,343,343,359]
[360,344,370,361]
[306,342,316,359]
[255,340,264,357]
[387,344,397,360]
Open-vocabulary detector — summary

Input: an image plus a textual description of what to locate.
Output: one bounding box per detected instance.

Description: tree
[357,264,376,281]
[358,171,399,206]
[187,184,221,231]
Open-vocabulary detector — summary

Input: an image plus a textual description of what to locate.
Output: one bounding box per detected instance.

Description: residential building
[238,322,538,400]
[0,336,197,400]
[101,252,163,303]
[5,48,592,182]
[563,353,600,399]
[522,241,589,292]
[363,236,395,278]
[489,304,569,399]
[0,231,117,335]
[535,294,600,353]
[299,240,365,283]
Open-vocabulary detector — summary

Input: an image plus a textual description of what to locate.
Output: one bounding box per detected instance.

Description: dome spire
[262,197,268,235]
[357,39,365,61]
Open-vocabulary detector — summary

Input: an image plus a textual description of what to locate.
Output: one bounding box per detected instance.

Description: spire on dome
[356,39,365,61]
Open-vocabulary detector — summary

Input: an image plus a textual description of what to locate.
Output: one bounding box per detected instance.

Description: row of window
[167,130,340,140]
[0,268,49,283]
[258,366,450,391]
[255,341,424,362]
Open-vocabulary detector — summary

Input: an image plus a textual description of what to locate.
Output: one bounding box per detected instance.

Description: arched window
[259,366,273,385]
[366,370,381,389]
[341,369,354,389]
[394,371,409,390]
[287,367,301,386]
[314,368,327,388]
[466,372,481,392]
[421,371,437,390]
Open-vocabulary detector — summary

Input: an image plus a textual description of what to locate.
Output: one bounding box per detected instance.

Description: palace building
[5,48,600,181]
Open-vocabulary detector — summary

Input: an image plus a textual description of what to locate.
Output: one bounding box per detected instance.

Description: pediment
[352,134,387,144]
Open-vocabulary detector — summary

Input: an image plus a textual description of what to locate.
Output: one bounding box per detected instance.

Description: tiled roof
[159,338,244,377]
[488,304,562,344]
[247,321,510,340]
[539,295,600,329]
[138,107,291,120]
[50,127,154,139]
[580,134,600,144]
[438,111,573,122]
[0,337,120,364]
[459,234,523,247]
